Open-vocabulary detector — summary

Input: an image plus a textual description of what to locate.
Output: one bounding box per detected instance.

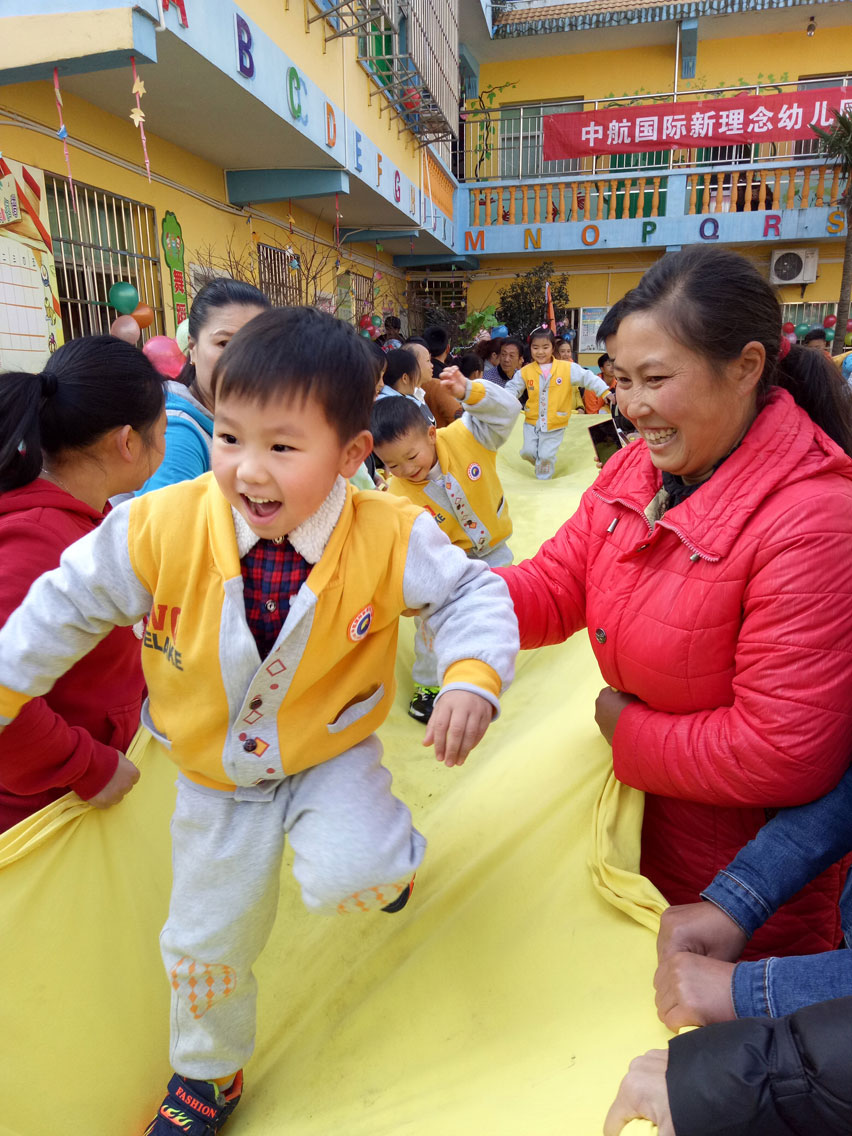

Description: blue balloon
[841,354,852,381]
[491,324,508,338]
[565,329,576,340]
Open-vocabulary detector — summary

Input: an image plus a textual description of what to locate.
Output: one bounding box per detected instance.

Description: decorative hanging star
[132,77,147,98]
[129,107,146,127]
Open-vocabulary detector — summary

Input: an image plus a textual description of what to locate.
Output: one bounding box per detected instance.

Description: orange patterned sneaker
[143,1071,243,1135]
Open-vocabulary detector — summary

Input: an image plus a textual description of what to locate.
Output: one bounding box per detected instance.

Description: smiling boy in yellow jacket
[371,366,521,724]
[0,309,518,1136]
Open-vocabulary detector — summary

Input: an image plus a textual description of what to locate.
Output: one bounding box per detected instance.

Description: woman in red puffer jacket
[0,336,165,831]
[496,245,852,959]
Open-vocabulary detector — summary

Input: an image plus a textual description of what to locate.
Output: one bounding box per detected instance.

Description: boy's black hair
[384,348,419,389]
[212,306,375,442]
[384,315,402,331]
[423,326,450,356]
[458,353,483,379]
[404,336,428,348]
[803,327,828,344]
[598,353,610,369]
[371,393,430,449]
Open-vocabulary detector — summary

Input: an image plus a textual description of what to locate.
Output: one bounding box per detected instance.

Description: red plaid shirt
[241,539,311,658]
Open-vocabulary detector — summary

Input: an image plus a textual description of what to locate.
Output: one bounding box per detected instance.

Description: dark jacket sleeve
[667,997,852,1136]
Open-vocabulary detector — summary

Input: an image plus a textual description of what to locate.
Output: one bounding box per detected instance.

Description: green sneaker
[408,685,439,723]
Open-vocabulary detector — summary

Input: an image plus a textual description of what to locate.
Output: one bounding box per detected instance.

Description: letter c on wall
[286,67,302,120]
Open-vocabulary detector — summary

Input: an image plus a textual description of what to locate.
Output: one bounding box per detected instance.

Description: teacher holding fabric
[496,245,852,959]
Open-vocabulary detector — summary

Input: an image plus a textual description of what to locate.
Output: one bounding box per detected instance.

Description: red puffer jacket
[497,388,852,959]
[0,480,145,832]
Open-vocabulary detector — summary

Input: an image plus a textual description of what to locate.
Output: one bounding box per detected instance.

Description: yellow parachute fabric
[1,416,670,1136]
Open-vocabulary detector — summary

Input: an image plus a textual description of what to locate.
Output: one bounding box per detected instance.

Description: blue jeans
[702,766,852,1018]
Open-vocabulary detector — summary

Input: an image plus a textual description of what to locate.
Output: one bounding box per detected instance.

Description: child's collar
[232,475,348,563]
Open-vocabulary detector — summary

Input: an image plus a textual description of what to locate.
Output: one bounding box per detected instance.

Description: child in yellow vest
[0,308,518,1135]
[507,329,613,479]
[371,367,521,723]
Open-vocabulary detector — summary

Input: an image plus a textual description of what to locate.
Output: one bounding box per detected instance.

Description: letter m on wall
[465,231,485,251]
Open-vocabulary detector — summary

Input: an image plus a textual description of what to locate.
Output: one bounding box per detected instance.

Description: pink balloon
[824,314,837,328]
[143,335,186,378]
[110,315,141,344]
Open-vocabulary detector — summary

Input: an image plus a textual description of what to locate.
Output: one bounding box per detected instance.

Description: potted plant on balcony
[812,107,852,355]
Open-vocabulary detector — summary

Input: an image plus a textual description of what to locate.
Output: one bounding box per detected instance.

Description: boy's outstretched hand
[438,366,468,401]
[424,690,493,767]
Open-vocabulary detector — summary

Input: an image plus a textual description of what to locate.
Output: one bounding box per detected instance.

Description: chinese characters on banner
[543,87,852,160]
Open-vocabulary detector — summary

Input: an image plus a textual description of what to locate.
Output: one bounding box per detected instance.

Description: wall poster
[0,157,63,372]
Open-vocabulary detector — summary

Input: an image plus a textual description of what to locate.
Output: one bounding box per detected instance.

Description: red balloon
[110,315,141,344]
[847,320,852,332]
[782,321,796,334]
[824,314,838,328]
[143,335,186,379]
[359,314,372,330]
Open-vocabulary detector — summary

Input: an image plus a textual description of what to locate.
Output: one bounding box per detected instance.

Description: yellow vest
[388,415,512,556]
[122,475,493,789]
[520,360,575,431]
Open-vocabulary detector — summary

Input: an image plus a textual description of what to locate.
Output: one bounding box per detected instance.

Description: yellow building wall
[0,81,400,336]
[462,242,845,364]
[477,25,852,107]
[242,0,423,185]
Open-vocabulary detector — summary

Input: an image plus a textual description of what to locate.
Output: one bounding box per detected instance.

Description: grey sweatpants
[520,423,564,480]
[160,735,426,1079]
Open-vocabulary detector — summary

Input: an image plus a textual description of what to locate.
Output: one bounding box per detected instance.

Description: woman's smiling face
[612,311,764,484]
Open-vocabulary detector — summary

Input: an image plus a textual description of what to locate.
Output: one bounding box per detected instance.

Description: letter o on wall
[699,217,719,241]
[581,224,600,247]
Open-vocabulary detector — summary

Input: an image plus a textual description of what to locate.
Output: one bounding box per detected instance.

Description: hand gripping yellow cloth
[1,417,671,1136]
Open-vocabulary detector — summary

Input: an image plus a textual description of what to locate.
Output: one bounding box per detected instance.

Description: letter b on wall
[235,15,254,79]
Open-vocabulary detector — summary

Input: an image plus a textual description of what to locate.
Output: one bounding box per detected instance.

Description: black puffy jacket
[667,997,852,1135]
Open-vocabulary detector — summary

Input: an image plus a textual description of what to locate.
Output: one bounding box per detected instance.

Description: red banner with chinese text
[543,87,852,159]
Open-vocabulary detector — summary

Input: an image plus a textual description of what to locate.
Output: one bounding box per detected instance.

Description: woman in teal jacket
[138,278,269,493]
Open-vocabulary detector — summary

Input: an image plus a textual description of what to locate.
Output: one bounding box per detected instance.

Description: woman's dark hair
[384,348,419,389]
[0,336,165,494]
[177,277,270,388]
[371,392,430,448]
[596,299,626,346]
[458,353,484,379]
[211,306,375,442]
[605,246,852,455]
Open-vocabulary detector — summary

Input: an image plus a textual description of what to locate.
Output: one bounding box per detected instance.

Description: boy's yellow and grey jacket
[388,379,520,558]
[507,362,611,431]
[0,476,518,791]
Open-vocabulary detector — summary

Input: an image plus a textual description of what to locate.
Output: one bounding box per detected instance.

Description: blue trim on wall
[225,168,350,205]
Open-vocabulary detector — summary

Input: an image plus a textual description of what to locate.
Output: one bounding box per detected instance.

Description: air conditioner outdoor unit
[770,247,819,286]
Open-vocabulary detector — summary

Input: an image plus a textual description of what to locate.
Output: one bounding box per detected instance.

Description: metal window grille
[782,301,836,328]
[256,242,301,306]
[407,277,466,337]
[499,102,584,180]
[45,174,166,342]
[351,271,374,318]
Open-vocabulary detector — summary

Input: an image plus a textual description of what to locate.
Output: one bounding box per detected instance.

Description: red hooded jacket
[497,389,852,958]
[0,479,144,831]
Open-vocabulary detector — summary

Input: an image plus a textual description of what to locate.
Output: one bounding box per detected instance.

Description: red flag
[545,282,556,335]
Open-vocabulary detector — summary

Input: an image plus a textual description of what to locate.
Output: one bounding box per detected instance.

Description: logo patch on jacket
[348,605,374,642]
[555,376,563,385]
[467,462,482,482]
